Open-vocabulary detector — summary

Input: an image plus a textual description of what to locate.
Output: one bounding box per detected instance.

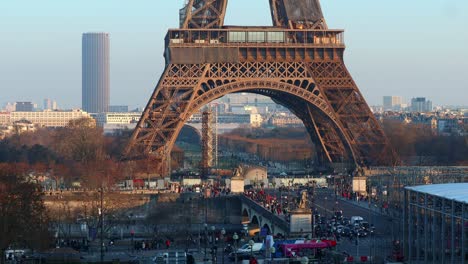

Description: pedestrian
[165,239,171,249]
[249,256,258,264]
[187,254,195,264]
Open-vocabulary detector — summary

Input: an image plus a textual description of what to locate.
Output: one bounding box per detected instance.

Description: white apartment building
[0,112,10,124]
[188,113,263,127]
[5,110,92,127]
[93,112,142,126]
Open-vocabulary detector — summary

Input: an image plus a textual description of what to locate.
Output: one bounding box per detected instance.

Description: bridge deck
[240,195,290,233]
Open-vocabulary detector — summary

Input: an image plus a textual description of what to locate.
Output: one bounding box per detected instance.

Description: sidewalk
[337,196,401,220]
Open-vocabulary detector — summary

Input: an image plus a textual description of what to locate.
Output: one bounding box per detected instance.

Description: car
[228,243,264,260]
[341,217,350,226]
[334,210,343,221]
[360,221,370,230]
[152,252,186,263]
[335,225,345,234]
[357,229,368,237]
[342,227,352,237]
[350,216,364,225]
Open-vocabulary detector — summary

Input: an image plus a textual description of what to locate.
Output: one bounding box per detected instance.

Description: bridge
[239,195,291,237]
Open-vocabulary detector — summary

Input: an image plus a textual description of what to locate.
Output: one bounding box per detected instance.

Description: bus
[278,239,337,258]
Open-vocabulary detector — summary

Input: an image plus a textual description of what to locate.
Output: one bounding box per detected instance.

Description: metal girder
[269,0,328,29]
[124,0,398,176]
[307,61,398,166]
[180,0,228,29]
[179,0,326,29]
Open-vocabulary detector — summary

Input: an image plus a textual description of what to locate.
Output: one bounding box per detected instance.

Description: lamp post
[211,225,216,246]
[211,226,216,263]
[233,232,239,264]
[221,228,226,264]
[99,187,104,264]
[248,240,255,258]
[204,223,208,261]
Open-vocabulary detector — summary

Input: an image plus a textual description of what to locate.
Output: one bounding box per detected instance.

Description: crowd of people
[244,188,304,222]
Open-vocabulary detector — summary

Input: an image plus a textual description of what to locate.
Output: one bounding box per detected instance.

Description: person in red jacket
[165,239,171,249]
[249,256,258,264]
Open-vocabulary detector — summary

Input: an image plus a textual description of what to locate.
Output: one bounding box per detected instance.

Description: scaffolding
[361,166,468,218]
[201,111,213,177]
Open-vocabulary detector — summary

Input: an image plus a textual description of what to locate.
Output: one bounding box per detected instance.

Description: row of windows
[228,32,285,43]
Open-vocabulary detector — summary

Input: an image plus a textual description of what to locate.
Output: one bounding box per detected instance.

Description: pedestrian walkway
[337,196,401,220]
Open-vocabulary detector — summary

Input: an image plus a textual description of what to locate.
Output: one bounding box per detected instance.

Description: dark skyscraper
[82,33,110,113]
[15,102,34,112]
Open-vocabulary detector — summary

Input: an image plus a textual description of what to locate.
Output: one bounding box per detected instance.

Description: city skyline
[1,0,467,109]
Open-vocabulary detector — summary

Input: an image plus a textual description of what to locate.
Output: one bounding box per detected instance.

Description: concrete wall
[147,193,242,225]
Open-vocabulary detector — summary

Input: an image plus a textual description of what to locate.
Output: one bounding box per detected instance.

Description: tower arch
[124,0,398,175]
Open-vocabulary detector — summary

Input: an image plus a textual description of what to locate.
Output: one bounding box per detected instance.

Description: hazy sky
[1,0,467,109]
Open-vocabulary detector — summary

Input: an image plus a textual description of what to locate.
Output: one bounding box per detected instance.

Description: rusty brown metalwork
[124,1,397,175]
[201,110,214,177]
[269,0,327,29]
[180,0,228,29]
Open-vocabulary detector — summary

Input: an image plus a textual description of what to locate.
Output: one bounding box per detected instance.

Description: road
[312,188,401,260]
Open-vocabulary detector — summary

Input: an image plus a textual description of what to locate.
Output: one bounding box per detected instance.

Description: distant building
[437,118,461,135]
[383,96,403,111]
[93,112,142,127]
[102,123,137,135]
[109,105,129,113]
[0,120,37,139]
[82,32,110,113]
[189,113,263,127]
[15,102,34,112]
[4,102,16,112]
[370,105,384,114]
[43,98,58,110]
[270,114,303,127]
[0,112,10,124]
[411,97,432,112]
[5,110,92,127]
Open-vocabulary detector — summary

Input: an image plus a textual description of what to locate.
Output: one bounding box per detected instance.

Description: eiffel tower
[125,0,397,175]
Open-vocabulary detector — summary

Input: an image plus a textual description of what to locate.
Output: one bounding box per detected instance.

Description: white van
[350,216,364,225]
[236,243,264,253]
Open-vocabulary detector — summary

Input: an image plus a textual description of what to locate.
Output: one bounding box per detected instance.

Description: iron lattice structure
[125,0,398,175]
[201,111,214,176]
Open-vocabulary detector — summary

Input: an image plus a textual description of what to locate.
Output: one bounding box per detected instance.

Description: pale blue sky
[0,0,467,109]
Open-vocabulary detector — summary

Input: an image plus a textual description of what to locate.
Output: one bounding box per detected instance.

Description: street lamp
[233,232,239,264]
[248,240,255,258]
[99,188,104,264]
[211,226,216,244]
[211,226,216,263]
[204,223,208,260]
[221,228,226,264]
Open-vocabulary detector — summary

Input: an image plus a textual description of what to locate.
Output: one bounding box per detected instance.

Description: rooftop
[406,183,468,203]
